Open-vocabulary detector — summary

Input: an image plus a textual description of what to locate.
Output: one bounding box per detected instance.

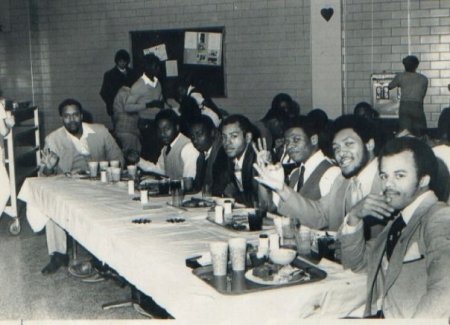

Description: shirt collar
[64,122,95,140]
[141,73,158,88]
[169,133,181,148]
[354,157,378,197]
[233,146,248,170]
[303,150,326,179]
[205,146,213,160]
[401,190,433,224]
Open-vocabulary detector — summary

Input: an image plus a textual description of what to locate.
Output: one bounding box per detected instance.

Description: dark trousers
[398,101,427,136]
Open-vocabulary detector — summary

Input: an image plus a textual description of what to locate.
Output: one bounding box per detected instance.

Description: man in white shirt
[138,109,198,184]
[254,115,384,233]
[338,137,450,318]
[39,99,124,275]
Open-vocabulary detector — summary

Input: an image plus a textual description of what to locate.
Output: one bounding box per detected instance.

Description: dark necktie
[385,214,406,261]
[296,165,306,192]
[165,144,171,156]
[195,152,207,188]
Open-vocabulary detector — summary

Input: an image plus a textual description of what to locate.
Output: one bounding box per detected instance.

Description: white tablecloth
[19,176,367,322]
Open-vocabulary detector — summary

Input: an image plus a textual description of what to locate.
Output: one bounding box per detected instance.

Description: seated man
[175,79,223,127]
[338,137,450,318]
[253,107,287,154]
[268,115,340,202]
[40,98,124,275]
[188,115,226,193]
[215,114,259,207]
[254,115,385,234]
[138,109,199,183]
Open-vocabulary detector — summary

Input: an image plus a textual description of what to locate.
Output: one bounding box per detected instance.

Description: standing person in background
[100,49,138,123]
[271,93,299,120]
[0,97,15,214]
[388,55,428,137]
[125,54,165,162]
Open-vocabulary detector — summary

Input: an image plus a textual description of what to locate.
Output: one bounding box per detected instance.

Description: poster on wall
[183,31,222,66]
[143,44,168,61]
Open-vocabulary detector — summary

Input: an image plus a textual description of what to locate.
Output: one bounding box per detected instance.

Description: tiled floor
[0,205,145,320]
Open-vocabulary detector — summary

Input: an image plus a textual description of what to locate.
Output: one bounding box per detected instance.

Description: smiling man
[254,115,383,233]
[338,137,450,318]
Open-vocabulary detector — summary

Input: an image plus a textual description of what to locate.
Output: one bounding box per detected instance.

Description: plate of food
[182,197,215,208]
[245,263,311,286]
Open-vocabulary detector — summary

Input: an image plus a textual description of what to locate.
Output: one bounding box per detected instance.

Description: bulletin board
[130,27,225,98]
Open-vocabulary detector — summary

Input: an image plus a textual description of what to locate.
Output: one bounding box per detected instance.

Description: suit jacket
[278,159,383,231]
[339,192,450,318]
[42,124,124,174]
[193,134,224,192]
[100,66,137,116]
[214,147,259,207]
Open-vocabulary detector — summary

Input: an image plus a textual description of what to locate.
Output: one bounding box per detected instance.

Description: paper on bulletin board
[183,32,222,66]
[165,60,178,77]
[184,32,197,49]
[143,44,168,61]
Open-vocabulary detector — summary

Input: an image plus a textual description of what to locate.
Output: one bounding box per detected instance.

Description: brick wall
[343,0,450,126]
[23,0,311,135]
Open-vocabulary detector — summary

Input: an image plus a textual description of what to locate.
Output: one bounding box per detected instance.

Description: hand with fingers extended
[252,137,272,167]
[40,148,59,175]
[347,193,395,226]
[253,161,285,192]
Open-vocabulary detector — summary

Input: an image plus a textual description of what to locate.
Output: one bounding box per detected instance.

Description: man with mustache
[338,137,450,318]
[38,98,124,275]
[254,115,384,233]
[218,114,259,207]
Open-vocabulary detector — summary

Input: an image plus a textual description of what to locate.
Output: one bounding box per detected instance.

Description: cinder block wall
[343,0,450,126]
[3,0,312,136]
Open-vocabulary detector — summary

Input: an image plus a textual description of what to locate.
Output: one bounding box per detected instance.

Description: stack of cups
[99,161,109,183]
[127,165,137,180]
[214,205,224,224]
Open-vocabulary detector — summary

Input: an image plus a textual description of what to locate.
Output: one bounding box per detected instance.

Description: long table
[19,176,367,322]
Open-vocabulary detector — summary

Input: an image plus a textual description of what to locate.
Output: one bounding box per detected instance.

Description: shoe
[132,303,154,318]
[41,253,69,275]
[68,261,97,278]
[81,272,106,283]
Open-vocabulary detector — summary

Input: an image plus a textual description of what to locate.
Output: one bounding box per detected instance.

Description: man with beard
[39,98,124,275]
[254,115,383,232]
[338,137,450,318]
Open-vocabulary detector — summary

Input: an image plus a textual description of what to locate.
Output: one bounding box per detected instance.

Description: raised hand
[40,148,59,172]
[252,137,272,167]
[347,193,394,226]
[253,162,285,192]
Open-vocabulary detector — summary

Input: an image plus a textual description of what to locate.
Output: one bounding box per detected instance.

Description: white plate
[244,266,307,286]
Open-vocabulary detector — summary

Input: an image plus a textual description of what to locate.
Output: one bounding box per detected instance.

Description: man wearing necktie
[138,109,198,183]
[338,137,450,318]
[220,114,259,207]
[188,115,226,193]
[254,115,383,233]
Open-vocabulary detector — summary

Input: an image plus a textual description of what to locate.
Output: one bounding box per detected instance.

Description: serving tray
[192,257,327,295]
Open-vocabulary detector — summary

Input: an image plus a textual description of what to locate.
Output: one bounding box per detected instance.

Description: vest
[289,159,333,200]
[164,133,191,179]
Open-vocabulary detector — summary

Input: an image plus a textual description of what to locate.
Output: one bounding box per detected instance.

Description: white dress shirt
[65,123,96,156]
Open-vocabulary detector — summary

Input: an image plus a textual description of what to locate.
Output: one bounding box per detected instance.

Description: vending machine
[371,73,400,118]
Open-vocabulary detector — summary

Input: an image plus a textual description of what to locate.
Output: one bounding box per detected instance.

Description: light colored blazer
[339,192,450,318]
[43,124,124,174]
[277,168,382,231]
